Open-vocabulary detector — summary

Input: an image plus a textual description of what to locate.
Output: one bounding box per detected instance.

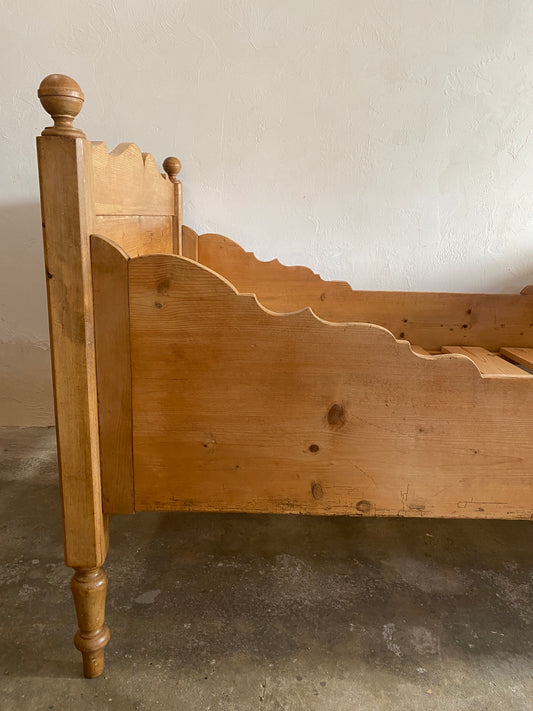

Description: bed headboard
[37,73,199,260]
[36,74,198,565]
[90,141,177,256]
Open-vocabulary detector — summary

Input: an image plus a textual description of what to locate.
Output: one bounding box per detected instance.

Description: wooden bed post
[163,156,199,261]
[37,75,110,677]
[162,156,183,255]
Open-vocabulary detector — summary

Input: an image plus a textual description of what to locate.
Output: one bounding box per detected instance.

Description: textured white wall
[2,0,533,424]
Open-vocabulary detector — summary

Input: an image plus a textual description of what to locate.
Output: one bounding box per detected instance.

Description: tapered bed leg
[70,567,111,678]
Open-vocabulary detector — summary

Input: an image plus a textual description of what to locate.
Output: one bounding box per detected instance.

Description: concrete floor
[1,427,532,710]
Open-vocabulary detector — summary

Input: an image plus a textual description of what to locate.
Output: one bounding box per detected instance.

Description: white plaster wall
[2,0,533,425]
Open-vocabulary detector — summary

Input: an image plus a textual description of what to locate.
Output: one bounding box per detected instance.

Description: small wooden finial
[163,156,182,183]
[38,74,86,138]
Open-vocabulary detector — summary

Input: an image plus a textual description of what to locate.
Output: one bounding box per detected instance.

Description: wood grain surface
[198,233,533,351]
[91,235,134,513]
[129,253,533,519]
[37,134,109,567]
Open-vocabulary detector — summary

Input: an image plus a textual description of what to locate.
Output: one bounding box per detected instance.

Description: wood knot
[327,403,345,427]
[157,278,170,295]
[311,482,323,500]
[202,436,216,451]
[309,443,320,453]
[356,500,371,513]
[38,74,86,137]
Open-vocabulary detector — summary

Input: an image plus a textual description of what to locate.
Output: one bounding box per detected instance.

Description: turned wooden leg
[70,567,111,678]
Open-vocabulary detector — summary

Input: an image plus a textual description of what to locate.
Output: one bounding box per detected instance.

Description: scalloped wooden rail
[198,233,533,351]
[126,250,533,519]
[91,142,174,216]
[198,232,352,303]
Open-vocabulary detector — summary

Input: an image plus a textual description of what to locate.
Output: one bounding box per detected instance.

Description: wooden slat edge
[91,234,134,513]
[500,347,533,371]
[442,346,532,377]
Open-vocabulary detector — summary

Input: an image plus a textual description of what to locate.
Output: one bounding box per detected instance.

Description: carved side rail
[198,233,533,351]
[127,251,533,520]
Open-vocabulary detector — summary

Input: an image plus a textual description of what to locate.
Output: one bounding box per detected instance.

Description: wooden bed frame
[36,74,533,678]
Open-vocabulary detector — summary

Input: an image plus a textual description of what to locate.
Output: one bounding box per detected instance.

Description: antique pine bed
[36,74,533,678]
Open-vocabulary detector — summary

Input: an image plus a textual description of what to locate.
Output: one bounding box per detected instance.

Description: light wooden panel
[500,347,533,371]
[198,233,533,350]
[93,215,173,256]
[182,225,198,261]
[129,254,533,519]
[198,232,351,301]
[37,134,109,567]
[91,235,134,513]
[441,346,532,377]
[91,142,174,216]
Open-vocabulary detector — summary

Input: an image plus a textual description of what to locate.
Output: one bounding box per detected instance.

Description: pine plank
[91,235,134,513]
[500,347,533,371]
[92,142,174,216]
[441,346,531,377]
[129,254,533,520]
[198,233,533,351]
[93,215,173,256]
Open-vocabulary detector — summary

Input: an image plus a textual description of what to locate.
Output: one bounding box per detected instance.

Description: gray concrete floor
[1,427,532,710]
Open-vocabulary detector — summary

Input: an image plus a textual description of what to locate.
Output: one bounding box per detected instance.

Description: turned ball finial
[38,74,86,137]
[163,156,182,183]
